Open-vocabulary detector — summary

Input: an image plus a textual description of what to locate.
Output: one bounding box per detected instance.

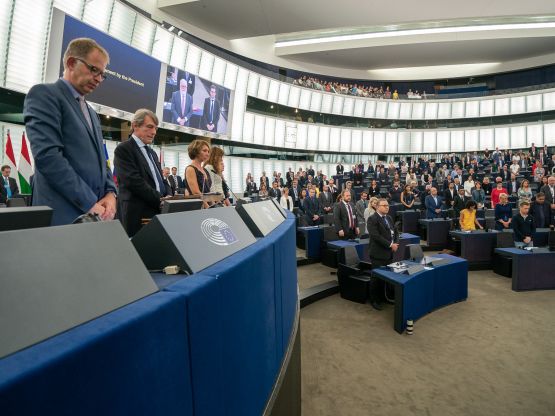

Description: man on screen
[170,79,193,126]
[23,37,117,225]
[201,85,221,132]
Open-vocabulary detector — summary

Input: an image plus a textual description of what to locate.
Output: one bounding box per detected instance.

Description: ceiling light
[275,22,555,48]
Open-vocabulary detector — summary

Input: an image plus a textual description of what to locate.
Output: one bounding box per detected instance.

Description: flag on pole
[18,132,33,194]
[3,130,19,188]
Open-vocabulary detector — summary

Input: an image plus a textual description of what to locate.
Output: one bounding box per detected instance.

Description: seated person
[494,193,512,231]
[459,200,483,231]
[512,200,535,247]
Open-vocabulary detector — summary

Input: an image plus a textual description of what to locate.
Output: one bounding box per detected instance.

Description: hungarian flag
[18,132,33,194]
[3,130,18,188]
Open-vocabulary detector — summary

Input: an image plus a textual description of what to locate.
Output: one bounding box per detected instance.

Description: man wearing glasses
[367,198,399,310]
[24,38,117,225]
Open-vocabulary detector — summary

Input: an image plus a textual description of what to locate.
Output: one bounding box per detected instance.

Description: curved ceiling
[154,0,555,80]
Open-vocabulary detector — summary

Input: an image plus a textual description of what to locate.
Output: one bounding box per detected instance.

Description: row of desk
[0,215,299,415]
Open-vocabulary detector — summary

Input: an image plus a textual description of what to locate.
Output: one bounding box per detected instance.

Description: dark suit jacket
[333,201,357,236]
[499,170,511,182]
[23,79,116,225]
[424,194,443,218]
[530,202,552,228]
[1,176,19,203]
[443,188,456,207]
[304,196,321,218]
[200,98,221,131]
[114,138,168,237]
[170,90,193,125]
[269,187,281,201]
[318,191,333,211]
[540,184,555,206]
[507,180,519,195]
[169,175,184,191]
[367,212,399,262]
[336,164,344,175]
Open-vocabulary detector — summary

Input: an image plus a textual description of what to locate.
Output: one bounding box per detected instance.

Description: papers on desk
[388,262,425,275]
[421,256,449,266]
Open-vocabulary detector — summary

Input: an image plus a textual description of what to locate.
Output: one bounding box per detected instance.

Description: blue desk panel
[297,226,323,259]
[165,214,298,416]
[0,292,193,416]
[372,254,468,333]
[495,248,555,291]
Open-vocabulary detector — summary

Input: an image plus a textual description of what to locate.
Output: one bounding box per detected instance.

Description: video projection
[162,66,230,134]
[58,14,161,114]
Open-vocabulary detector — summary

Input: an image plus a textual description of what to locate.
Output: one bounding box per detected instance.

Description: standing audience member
[279,186,294,211]
[269,181,282,201]
[304,188,322,226]
[512,201,535,247]
[517,179,532,205]
[471,181,486,209]
[318,184,334,215]
[184,138,212,204]
[355,192,368,225]
[114,109,168,237]
[494,193,512,231]
[364,197,379,223]
[459,200,483,231]
[24,37,117,225]
[169,166,184,191]
[424,187,442,219]
[530,192,552,228]
[367,198,399,311]
[333,189,360,240]
[491,178,508,208]
[1,165,19,204]
[205,146,230,206]
[400,184,415,209]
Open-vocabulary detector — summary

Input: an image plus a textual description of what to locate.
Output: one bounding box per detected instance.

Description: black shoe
[370,301,383,311]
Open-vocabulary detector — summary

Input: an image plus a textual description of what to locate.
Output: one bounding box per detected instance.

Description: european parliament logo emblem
[201,218,238,246]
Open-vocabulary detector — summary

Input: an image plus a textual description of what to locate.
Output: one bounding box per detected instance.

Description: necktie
[346,203,354,229]
[287,199,290,210]
[4,177,11,198]
[210,100,214,123]
[78,96,92,130]
[181,94,185,116]
[145,146,165,194]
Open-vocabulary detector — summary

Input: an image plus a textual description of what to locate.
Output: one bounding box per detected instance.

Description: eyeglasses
[378,204,389,207]
[74,57,108,80]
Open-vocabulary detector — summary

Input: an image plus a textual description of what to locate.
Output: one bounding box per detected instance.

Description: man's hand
[551,203,555,210]
[98,192,116,220]
[355,227,360,236]
[435,208,441,213]
[313,215,319,221]
[88,202,106,217]
[338,230,345,237]
[391,243,399,252]
[524,237,532,244]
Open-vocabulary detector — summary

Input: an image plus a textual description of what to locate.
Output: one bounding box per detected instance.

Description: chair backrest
[407,244,424,262]
[497,230,515,248]
[322,226,337,242]
[343,246,360,266]
[484,209,495,219]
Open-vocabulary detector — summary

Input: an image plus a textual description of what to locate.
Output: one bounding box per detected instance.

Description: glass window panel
[479,100,494,117]
[332,95,344,115]
[247,72,260,97]
[184,43,201,74]
[198,51,214,80]
[170,37,188,69]
[410,132,423,153]
[495,127,510,149]
[353,99,365,117]
[267,79,280,103]
[242,112,254,143]
[526,94,542,113]
[351,130,362,153]
[257,76,270,101]
[340,129,352,153]
[277,83,290,106]
[464,130,478,151]
[526,125,543,147]
[510,126,526,149]
[342,97,354,116]
[424,102,438,119]
[465,101,479,118]
[223,63,238,89]
[152,26,173,63]
[83,0,112,31]
[287,86,301,108]
[411,102,425,119]
[375,101,388,119]
[309,91,322,112]
[423,131,436,153]
[307,124,319,150]
[319,126,330,151]
[298,88,311,110]
[108,2,135,44]
[387,102,400,119]
[543,92,555,111]
[479,128,494,150]
[274,119,285,148]
[397,131,410,153]
[296,123,308,150]
[320,93,333,113]
[437,102,451,119]
[329,128,341,152]
[544,123,555,146]
[253,115,265,145]
[131,14,155,54]
[436,131,450,153]
[451,102,465,118]
[362,131,373,153]
[230,69,249,141]
[211,57,226,86]
[373,131,386,153]
[386,131,398,153]
[495,98,510,116]
[510,96,525,114]
[364,100,376,118]
[450,131,464,152]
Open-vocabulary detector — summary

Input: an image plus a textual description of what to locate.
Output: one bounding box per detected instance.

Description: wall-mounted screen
[56,14,161,114]
[162,66,231,134]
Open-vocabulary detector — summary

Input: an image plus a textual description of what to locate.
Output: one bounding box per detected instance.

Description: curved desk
[0,214,299,416]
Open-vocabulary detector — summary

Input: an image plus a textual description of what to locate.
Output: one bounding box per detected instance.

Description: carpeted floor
[299,266,555,416]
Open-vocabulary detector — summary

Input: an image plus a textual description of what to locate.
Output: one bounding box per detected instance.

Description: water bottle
[406,319,414,335]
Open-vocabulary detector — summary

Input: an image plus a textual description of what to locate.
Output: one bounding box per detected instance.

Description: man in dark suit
[269,181,281,201]
[162,167,175,196]
[200,85,221,132]
[336,163,344,175]
[114,109,169,237]
[507,174,519,195]
[377,167,389,187]
[540,175,555,215]
[23,38,116,225]
[333,189,359,240]
[304,188,322,226]
[512,201,535,246]
[424,187,443,219]
[169,166,184,190]
[367,198,399,310]
[289,179,300,207]
[499,165,511,182]
[319,184,334,215]
[1,165,19,203]
[530,192,552,228]
[443,182,456,209]
[170,79,193,126]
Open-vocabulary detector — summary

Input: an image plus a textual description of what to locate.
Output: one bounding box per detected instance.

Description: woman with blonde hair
[205,146,230,206]
[364,196,379,222]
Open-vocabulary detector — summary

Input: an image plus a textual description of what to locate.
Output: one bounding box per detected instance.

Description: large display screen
[162,66,230,134]
[59,14,161,114]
